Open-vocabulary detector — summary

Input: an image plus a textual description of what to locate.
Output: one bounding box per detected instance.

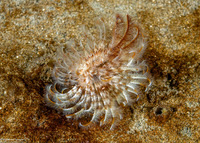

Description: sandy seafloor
[0,0,199,142]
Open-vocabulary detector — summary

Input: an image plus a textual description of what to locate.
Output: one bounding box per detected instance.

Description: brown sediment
[0,0,199,142]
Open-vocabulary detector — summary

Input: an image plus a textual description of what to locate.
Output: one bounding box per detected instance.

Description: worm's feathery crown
[45,14,152,129]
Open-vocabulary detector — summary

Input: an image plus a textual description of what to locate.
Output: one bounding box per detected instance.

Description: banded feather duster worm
[45,14,152,129]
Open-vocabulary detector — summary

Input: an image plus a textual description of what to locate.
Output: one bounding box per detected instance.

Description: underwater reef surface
[0,0,199,142]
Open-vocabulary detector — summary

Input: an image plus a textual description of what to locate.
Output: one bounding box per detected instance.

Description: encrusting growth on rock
[45,14,152,129]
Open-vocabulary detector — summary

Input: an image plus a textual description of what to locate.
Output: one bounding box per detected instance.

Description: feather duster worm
[45,14,152,129]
